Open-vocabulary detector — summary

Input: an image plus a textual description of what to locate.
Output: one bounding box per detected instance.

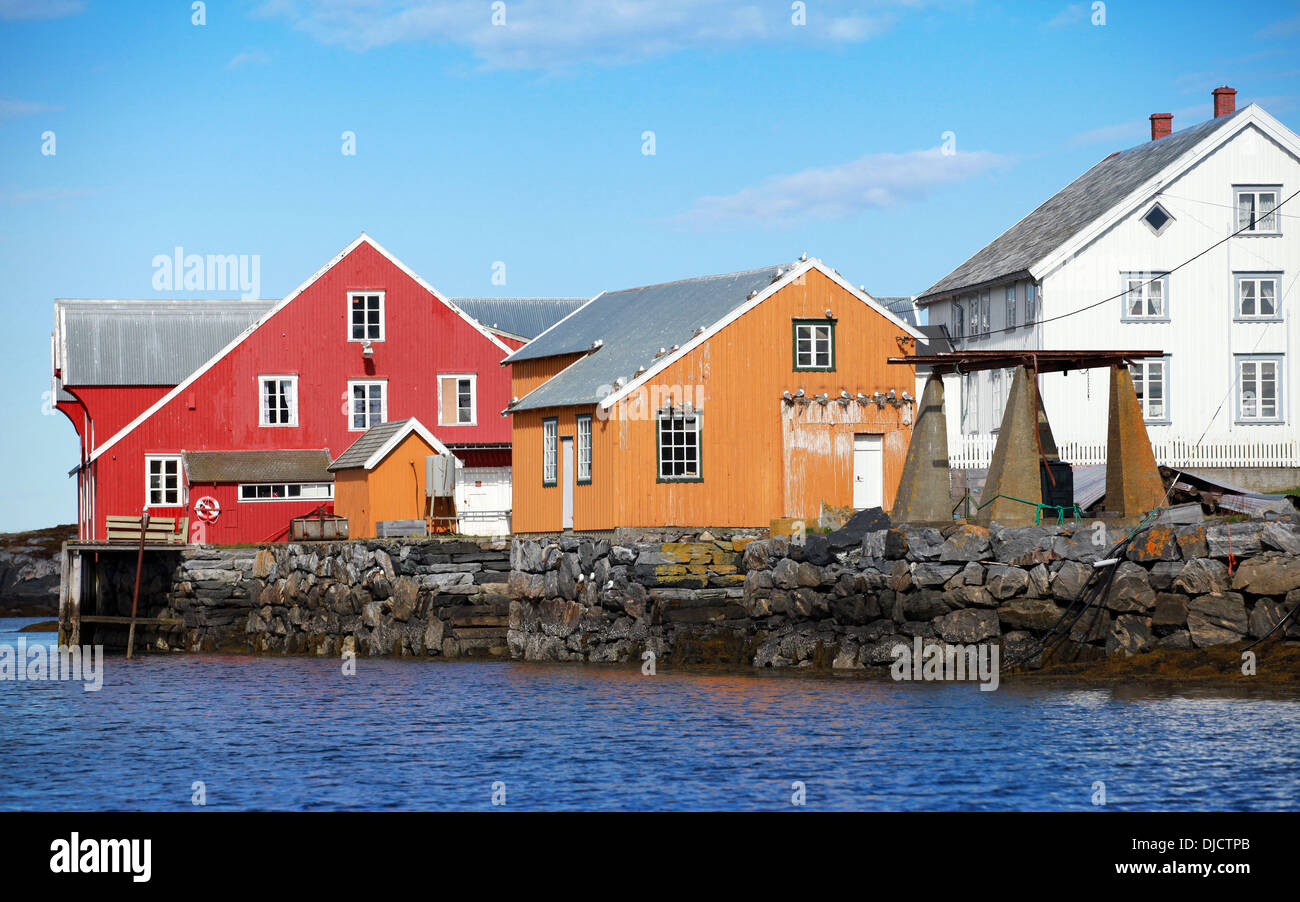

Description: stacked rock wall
[506,518,1300,670]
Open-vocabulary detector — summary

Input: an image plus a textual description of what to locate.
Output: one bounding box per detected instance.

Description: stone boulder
[1106,614,1154,656]
[935,608,1000,643]
[985,565,1030,600]
[938,525,991,562]
[1187,593,1248,647]
[998,597,1064,631]
[1230,553,1300,597]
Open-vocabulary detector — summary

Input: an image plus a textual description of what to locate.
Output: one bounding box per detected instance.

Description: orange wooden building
[329,418,451,538]
[505,259,923,533]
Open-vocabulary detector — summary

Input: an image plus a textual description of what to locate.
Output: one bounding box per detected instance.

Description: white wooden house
[916,88,1300,487]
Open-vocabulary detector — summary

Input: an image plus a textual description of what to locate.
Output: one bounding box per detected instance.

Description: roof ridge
[606,262,796,294]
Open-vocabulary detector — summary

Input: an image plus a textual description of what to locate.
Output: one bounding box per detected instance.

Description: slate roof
[327,418,448,471]
[183,449,333,484]
[917,109,1246,304]
[452,297,588,340]
[54,299,276,387]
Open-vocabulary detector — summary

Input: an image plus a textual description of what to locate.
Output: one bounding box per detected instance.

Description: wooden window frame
[576,414,593,485]
[259,374,299,427]
[792,319,835,372]
[347,379,387,432]
[348,290,386,342]
[145,454,183,508]
[656,409,702,483]
[542,417,558,487]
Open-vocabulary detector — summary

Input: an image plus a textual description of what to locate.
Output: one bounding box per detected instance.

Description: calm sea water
[1,617,1298,811]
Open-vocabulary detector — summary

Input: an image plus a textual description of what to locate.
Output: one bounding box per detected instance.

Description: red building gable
[67,234,517,543]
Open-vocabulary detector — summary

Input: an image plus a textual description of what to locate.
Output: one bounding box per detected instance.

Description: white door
[561,437,574,530]
[853,433,883,509]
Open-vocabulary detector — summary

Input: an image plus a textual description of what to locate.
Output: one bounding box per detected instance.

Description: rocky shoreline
[0,524,75,616]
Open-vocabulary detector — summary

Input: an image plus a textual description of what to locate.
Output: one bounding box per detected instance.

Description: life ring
[194,496,221,522]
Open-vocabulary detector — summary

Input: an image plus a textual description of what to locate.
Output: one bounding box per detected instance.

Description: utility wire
[953,187,1300,340]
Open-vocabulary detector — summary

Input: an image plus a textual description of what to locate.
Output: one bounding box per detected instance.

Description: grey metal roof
[451,297,588,340]
[328,418,417,471]
[183,449,333,484]
[917,110,1245,304]
[506,263,796,411]
[54,299,275,387]
[879,296,917,326]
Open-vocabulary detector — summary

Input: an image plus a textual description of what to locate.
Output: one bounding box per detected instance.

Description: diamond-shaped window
[1142,203,1172,235]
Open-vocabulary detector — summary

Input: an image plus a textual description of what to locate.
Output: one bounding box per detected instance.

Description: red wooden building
[52,234,577,543]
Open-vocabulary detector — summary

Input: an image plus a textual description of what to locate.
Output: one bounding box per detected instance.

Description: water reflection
[1,619,1297,811]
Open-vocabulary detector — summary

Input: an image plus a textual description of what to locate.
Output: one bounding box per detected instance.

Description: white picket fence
[949,436,1300,469]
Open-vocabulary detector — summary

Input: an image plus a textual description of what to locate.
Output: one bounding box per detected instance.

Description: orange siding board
[510,353,587,398]
[510,269,916,531]
[333,432,435,537]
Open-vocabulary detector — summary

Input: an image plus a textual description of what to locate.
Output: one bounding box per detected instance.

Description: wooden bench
[105,515,190,545]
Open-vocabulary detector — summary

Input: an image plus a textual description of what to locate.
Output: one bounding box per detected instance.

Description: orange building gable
[505,260,922,534]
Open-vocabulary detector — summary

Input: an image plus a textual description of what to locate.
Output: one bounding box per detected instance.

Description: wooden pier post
[126,507,149,660]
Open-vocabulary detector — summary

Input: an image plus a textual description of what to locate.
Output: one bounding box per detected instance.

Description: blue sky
[2,0,1298,532]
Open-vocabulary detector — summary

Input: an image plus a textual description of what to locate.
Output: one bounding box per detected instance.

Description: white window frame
[239,483,334,502]
[1128,356,1171,424]
[576,414,592,483]
[961,372,978,434]
[952,302,965,340]
[1141,202,1175,236]
[978,290,991,335]
[542,418,558,486]
[259,374,299,427]
[438,373,477,426]
[145,455,184,508]
[1025,282,1038,324]
[347,379,388,432]
[348,290,385,342]
[1004,285,1016,329]
[657,409,701,481]
[1234,185,1281,236]
[1236,355,1284,424]
[1120,272,1170,322]
[1234,273,1282,321]
[793,320,834,371]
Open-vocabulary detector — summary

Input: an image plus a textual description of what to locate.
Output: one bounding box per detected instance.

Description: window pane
[1238,193,1255,230]
[1241,280,1256,315]
[1261,280,1275,316]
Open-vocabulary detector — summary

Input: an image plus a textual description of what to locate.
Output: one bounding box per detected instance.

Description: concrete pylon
[977,365,1043,527]
[892,373,951,523]
[1105,365,1165,518]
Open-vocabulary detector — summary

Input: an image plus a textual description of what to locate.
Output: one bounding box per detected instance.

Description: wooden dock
[58,541,191,650]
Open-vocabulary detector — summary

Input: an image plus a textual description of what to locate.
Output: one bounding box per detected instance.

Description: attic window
[1142,203,1173,235]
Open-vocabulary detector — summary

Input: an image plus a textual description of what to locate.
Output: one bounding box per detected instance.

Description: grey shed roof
[54,299,275,387]
[917,109,1245,304]
[505,263,796,412]
[451,297,588,340]
[183,450,334,484]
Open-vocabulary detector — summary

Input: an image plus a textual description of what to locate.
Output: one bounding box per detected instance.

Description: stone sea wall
[81,539,512,657]
[505,518,1300,670]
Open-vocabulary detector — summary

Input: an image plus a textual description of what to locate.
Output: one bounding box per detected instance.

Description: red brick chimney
[1149,113,1172,140]
[1213,86,1237,118]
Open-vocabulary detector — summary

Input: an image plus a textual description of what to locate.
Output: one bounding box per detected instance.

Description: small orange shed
[328,418,452,538]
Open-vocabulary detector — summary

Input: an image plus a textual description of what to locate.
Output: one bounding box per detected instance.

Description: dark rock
[935,608,1000,643]
[1172,558,1228,596]
[1187,593,1249,647]
[901,590,952,621]
[1104,562,1156,613]
[1176,526,1209,559]
[985,565,1030,599]
[1151,593,1188,632]
[883,529,910,560]
[1248,598,1287,639]
[1148,560,1184,591]
[998,597,1064,631]
[1206,523,1263,559]
[827,507,890,550]
[1230,553,1300,597]
[1157,630,1192,649]
[913,562,962,588]
[1051,560,1092,602]
[1126,525,1181,562]
[1106,615,1154,656]
[1260,522,1300,554]
[938,525,991,562]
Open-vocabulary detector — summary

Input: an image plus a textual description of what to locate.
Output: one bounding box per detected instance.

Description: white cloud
[1255,14,1300,39]
[1045,3,1086,28]
[253,0,931,69]
[0,97,61,121]
[227,50,272,69]
[0,0,84,19]
[672,147,1010,229]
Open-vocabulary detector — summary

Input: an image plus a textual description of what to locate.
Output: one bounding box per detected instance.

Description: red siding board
[77,240,513,543]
